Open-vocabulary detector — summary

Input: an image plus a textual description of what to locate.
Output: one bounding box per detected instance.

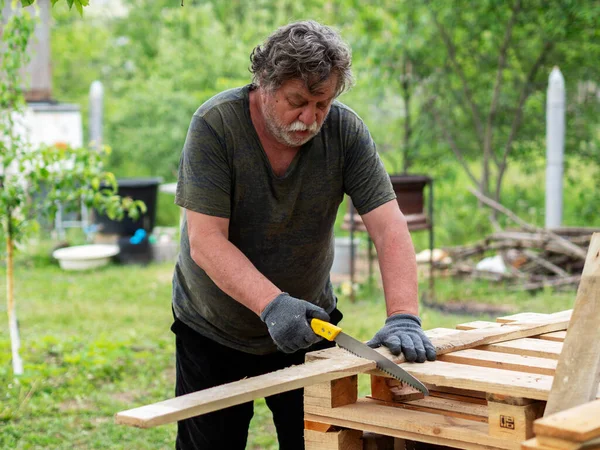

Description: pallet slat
[439,349,557,375]
[306,398,518,450]
[478,338,563,359]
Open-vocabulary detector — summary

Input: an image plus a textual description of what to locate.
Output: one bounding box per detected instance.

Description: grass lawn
[0,246,577,449]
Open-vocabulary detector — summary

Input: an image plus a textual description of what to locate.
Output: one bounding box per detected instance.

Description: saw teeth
[340,347,423,393]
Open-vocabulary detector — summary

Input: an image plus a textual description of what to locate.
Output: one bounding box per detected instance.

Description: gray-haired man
[172,20,436,449]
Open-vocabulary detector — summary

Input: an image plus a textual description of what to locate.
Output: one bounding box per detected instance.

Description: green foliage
[47,1,600,230]
[21,0,89,15]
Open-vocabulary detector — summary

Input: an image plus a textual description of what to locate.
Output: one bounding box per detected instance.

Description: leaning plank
[535,399,600,442]
[115,357,374,428]
[544,233,600,417]
[116,310,571,428]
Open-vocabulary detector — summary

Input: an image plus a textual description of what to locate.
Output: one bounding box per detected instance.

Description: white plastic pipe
[89,80,104,149]
[545,67,565,229]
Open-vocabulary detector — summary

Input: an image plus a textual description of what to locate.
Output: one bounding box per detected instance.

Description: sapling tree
[1,3,145,375]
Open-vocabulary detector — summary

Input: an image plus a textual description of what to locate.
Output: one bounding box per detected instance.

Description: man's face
[261,76,338,147]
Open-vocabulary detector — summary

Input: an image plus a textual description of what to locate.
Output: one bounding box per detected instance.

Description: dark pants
[172,309,342,450]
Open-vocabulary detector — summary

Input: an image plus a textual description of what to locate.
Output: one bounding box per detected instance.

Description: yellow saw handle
[311,318,342,341]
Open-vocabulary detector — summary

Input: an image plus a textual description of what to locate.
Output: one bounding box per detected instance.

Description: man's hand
[367,314,436,362]
[260,293,330,354]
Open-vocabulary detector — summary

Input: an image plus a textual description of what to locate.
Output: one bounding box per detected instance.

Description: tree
[421,0,600,203]
[1,2,145,375]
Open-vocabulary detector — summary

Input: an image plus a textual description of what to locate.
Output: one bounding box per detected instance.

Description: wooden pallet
[304,311,583,450]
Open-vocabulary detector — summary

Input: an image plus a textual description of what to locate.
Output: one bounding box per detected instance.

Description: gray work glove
[260,293,330,354]
[367,314,436,363]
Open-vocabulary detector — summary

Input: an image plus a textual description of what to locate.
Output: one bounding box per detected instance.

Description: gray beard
[262,102,323,147]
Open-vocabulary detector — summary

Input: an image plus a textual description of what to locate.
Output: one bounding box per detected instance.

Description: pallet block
[304,311,576,450]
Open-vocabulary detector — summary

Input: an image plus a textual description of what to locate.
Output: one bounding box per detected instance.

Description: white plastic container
[52,244,119,271]
[331,237,361,275]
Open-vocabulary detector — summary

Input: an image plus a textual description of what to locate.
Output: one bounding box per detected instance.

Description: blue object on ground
[130,229,147,244]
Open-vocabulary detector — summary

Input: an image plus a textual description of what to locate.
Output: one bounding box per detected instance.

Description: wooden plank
[536,435,600,450]
[544,233,600,417]
[535,399,600,442]
[439,349,557,375]
[457,320,566,342]
[427,384,488,402]
[397,361,554,400]
[478,338,563,359]
[306,398,518,449]
[368,395,489,423]
[522,436,600,450]
[306,412,512,450]
[115,357,374,428]
[538,331,567,342]
[456,321,503,331]
[497,313,553,323]
[521,437,558,450]
[116,310,571,428]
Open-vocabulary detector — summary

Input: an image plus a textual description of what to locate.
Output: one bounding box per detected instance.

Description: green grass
[0,244,578,449]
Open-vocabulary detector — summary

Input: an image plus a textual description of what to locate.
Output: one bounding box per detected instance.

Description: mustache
[287,120,318,133]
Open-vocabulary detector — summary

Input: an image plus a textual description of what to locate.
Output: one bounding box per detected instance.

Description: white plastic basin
[52,244,120,271]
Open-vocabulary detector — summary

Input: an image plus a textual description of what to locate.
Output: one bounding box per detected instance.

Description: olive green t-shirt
[172,85,395,354]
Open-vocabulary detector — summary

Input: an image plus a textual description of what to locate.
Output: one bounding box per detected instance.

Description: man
[172,20,436,450]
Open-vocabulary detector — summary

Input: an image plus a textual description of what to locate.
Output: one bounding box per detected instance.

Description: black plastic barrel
[94,177,162,236]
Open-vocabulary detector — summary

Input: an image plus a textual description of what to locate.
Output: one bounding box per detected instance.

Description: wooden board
[369,395,489,423]
[535,399,600,442]
[477,338,563,359]
[439,349,557,375]
[537,331,567,342]
[305,398,518,450]
[396,361,554,401]
[115,357,374,428]
[544,233,600,417]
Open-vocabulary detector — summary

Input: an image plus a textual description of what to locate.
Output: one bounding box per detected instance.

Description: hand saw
[310,318,429,395]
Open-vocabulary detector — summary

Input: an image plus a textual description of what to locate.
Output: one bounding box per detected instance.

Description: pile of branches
[441,189,596,291]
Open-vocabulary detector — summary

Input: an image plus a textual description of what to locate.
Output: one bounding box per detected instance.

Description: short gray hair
[250,21,354,96]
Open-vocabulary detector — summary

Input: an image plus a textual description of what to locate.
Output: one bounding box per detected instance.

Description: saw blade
[334,332,429,395]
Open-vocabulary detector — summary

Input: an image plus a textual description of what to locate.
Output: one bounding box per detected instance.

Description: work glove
[260,293,330,354]
[367,314,436,363]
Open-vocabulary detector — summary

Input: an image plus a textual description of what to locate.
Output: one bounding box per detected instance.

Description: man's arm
[360,199,436,362]
[185,208,330,353]
[360,199,418,316]
[186,209,281,316]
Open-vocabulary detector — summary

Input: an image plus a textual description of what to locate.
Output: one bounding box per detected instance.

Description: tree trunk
[6,219,23,375]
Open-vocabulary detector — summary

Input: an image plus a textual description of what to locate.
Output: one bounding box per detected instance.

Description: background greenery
[47,0,600,242]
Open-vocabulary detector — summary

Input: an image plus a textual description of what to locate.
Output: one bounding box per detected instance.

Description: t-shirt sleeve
[175,114,231,218]
[342,113,396,215]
